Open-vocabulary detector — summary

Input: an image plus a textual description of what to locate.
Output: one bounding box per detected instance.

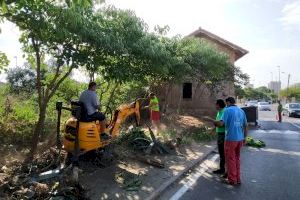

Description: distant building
[268,81,281,94]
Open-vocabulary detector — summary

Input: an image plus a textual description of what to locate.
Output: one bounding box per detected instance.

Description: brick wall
[156,81,234,117]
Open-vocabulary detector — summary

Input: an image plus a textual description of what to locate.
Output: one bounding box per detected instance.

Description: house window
[183,83,192,99]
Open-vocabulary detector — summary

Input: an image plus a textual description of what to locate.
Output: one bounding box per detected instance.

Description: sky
[1,0,300,89]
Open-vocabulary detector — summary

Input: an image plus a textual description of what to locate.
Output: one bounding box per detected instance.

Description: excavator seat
[71,101,96,122]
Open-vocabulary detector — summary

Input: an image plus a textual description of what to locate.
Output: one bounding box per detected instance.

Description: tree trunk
[89,71,95,82]
[177,84,183,114]
[163,83,171,113]
[29,104,47,159]
[105,83,119,112]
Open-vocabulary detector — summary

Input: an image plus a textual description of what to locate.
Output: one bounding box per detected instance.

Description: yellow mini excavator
[55,99,142,166]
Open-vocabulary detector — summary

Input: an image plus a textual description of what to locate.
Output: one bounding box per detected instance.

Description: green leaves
[0,51,9,73]
[6,66,36,94]
[1,0,8,14]
[243,86,276,101]
[1,0,240,95]
[280,86,300,100]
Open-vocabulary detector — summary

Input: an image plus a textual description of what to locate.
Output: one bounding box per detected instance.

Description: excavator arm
[108,98,142,138]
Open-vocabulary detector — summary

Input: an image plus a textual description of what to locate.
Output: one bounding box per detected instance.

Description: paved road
[160,109,300,200]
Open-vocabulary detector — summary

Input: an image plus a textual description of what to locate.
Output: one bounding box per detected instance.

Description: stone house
[156,27,248,116]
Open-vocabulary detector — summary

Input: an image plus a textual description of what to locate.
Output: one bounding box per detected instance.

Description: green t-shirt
[150,96,159,111]
[216,108,225,134]
[278,104,283,112]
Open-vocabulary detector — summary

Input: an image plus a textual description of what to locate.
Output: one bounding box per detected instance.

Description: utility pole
[287,74,291,102]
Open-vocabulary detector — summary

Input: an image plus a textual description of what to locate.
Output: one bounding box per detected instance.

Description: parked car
[247,100,258,107]
[257,102,271,111]
[283,103,300,117]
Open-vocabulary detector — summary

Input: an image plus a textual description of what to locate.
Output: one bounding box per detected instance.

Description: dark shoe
[222,179,237,186]
[213,169,225,174]
[100,133,111,140]
[221,173,228,179]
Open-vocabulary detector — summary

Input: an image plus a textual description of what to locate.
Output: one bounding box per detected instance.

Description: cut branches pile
[245,136,266,148]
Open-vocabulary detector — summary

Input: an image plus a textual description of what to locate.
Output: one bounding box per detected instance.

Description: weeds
[160,126,216,145]
[190,126,216,142]
[160,129,178,140]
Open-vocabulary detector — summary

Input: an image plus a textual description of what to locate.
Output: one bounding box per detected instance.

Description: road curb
[145,147,217,200]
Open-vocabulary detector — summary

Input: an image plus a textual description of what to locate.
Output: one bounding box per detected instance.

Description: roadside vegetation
[236,84,300,103]
[280,86,300,101]
[0,0,247,161]
[235,86,277,102]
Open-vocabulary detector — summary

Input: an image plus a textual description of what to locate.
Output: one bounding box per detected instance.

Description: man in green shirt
[277,100,283,122]
[145,93,160,131]
[214,99,226,174]
[204,99,226,174]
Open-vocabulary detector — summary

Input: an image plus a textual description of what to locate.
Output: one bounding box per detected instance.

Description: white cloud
[280,1,300,29]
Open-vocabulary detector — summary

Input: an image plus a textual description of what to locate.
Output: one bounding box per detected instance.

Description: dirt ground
[80,141,215,200]
[0,114,216,200]
[79,114,215,200]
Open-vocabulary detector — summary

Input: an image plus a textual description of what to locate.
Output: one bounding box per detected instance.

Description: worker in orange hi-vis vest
[144,93,160,132]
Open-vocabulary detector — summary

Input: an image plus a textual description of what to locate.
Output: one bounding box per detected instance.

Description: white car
[247,101,258,107]
[257,102,271,111]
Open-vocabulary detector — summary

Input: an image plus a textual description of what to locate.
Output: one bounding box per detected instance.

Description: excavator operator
[79,82,110,140]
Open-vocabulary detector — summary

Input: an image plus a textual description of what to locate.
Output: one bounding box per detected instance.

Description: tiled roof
[187,27,248,61]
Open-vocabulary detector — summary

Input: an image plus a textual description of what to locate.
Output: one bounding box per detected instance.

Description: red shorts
[151,111,160,121]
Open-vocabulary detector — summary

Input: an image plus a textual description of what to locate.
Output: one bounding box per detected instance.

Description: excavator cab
[56,99,141,157]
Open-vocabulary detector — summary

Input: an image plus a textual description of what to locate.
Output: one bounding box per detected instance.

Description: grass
[159,129,178,141]
[190,126,217,143]
[159,126,216,145]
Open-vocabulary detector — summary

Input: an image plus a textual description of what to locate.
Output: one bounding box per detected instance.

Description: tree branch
[45,63,62,98]
[47,65,75,102]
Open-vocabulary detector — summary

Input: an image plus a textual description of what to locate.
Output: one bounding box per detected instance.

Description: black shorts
[88,112,106,121]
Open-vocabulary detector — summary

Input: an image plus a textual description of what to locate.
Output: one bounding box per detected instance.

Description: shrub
[190,126,216,142]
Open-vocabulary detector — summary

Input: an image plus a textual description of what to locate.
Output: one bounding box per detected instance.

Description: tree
[234,66,249,86]
[234,84,245,99]
[6,65,36,94]
[1,1,174,157]
[256,86,272,94]
[1,0,249,157]
[56,77,85,102]
[83,7,175,110]
[280,86,300,101]
[243,86,277,101]
[88,7,173,83]
[1,0,105,157]
[0,51,9,73]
